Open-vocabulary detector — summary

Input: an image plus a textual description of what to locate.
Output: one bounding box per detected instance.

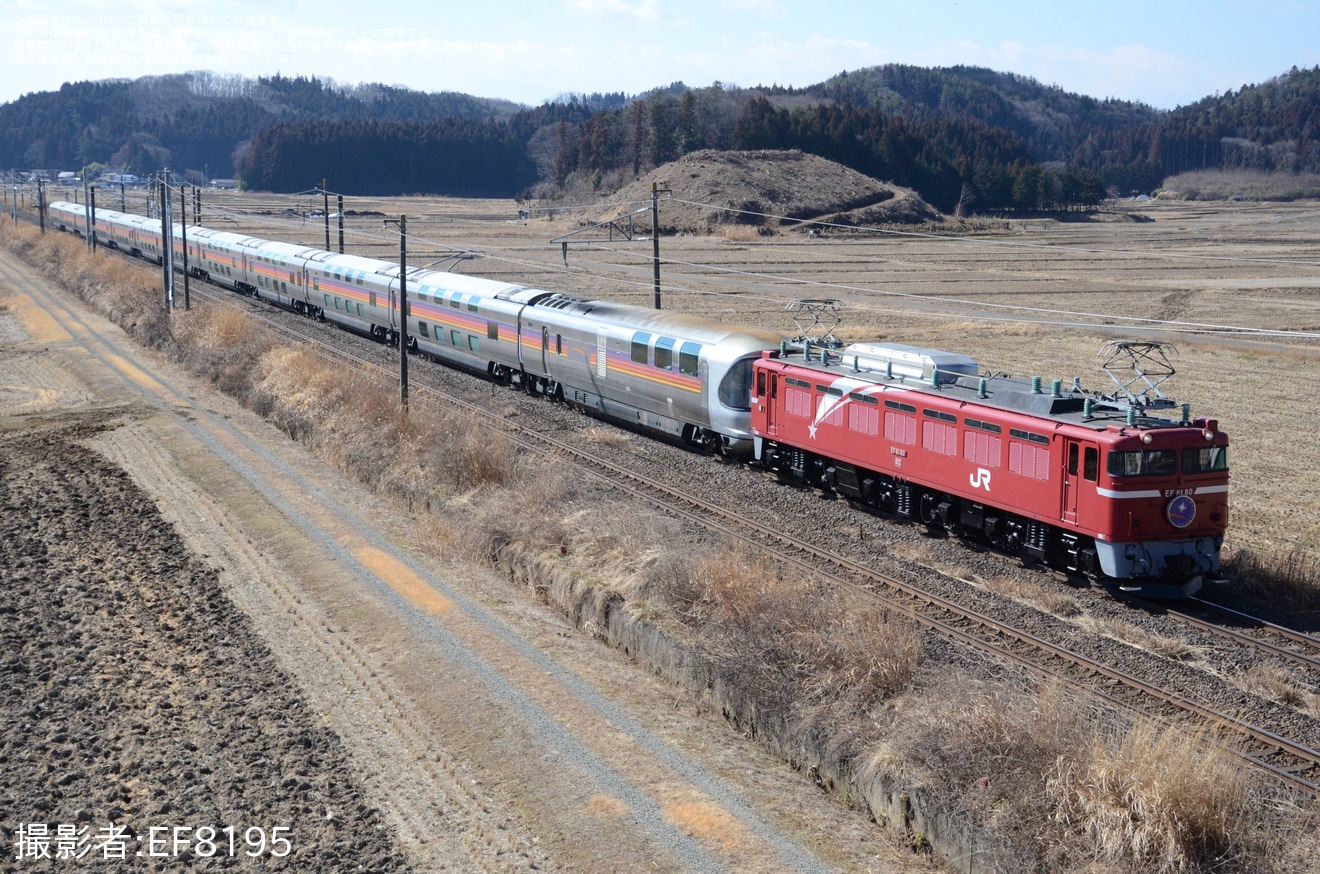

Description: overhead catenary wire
[129,183,1320,342]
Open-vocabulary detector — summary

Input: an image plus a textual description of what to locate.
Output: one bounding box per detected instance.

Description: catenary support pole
[651,182,662,309]
[398,214,408,408]
[180,184,190,310]
[159,177,172,310]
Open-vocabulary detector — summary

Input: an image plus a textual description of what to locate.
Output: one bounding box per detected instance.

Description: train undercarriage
[759,439,1115,582]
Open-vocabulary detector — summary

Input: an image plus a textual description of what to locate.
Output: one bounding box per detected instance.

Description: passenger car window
[679,343,700,377]
[655,337,675,370]
[631,332,650,364]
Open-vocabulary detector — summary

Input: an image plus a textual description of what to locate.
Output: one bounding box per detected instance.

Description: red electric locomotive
[750,340,1228,597]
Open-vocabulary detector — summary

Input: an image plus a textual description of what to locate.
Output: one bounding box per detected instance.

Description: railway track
[180,282,1320,797]
[1177,597,1320,672]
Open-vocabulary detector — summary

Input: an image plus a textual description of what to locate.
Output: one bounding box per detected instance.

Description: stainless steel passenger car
[54,201,785,453]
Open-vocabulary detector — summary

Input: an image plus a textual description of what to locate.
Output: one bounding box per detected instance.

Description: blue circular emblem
[1167,495,1196,528]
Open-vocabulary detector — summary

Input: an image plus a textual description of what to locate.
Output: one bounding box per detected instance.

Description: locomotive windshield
[717,357,755,411]
[1183,446,1228,474]
[1107,449,1177,477]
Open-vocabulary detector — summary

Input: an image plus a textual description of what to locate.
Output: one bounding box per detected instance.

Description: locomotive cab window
[1108,449,1178,477]
[1183,446,1228,473]
[1084,446,1098,482]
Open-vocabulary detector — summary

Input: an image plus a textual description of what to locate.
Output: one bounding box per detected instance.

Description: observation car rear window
[1183,446,1228,474]
[1108,449,1177,477]
[717,357,755,411]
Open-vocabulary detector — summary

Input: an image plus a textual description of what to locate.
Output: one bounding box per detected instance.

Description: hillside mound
[597,149,942,234]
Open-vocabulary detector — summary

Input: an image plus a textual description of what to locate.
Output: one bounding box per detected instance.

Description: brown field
[83,185,1318,565]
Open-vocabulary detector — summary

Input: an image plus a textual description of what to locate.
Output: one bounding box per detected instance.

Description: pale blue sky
[3,0,1315,110]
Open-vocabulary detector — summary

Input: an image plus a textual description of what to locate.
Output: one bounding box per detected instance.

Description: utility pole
[194,186,201,225]
[160,174,173,311]
[89,186,97,252]
[37,178,45,233]
[120,181,126,212]
[323,179,330,251]
[651,182,666,309]
[180,184,190,310]
[382,215,410,408]
[337,194,344,253]
[395,215,410,407]
[84,176,92,248]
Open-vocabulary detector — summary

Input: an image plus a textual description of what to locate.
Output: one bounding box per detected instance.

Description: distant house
[209,179,238,189]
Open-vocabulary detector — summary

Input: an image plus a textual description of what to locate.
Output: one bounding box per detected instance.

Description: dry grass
[1082,616,1199,661]
[662,548,923,734]
[1047,720,1276,873]
[1222,546,1320,614]
[1237,664,1312,711]
[711,223,765,242]
[580,425,632,446]
[911,679,1318,873]
[981,575,1084,617]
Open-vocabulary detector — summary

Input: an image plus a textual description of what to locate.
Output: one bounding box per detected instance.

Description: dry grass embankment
[4,221,1317,873]
[1163,169,1320,201]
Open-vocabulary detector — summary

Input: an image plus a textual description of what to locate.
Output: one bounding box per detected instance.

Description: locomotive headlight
[1141,433,1153,445]
[1203,429,1216,441]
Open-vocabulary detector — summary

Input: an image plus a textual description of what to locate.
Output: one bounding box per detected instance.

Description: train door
[541,326,550,375]
[757,369,778,437]
[1062,439,1099,524]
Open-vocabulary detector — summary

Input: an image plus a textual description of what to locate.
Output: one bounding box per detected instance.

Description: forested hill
[5,64,1318,213]
[0,72,521,181]
[238,64,1317,212]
